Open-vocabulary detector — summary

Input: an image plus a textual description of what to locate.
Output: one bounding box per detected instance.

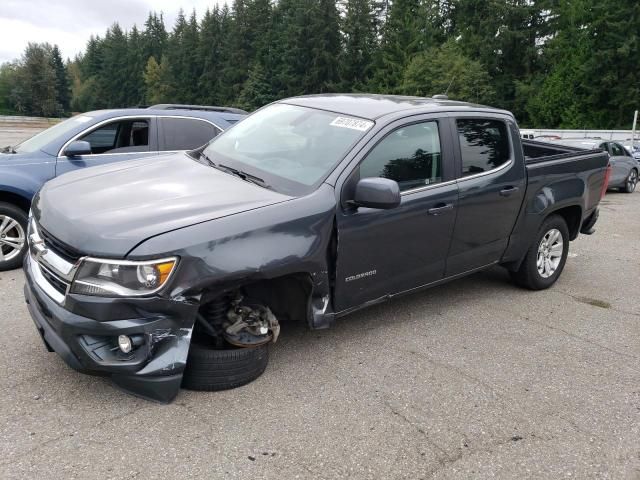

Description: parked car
[623,143,640,160]
[0,104,246,270]
[24,94,610,402]
[553,139,637,193]
[520,129,535,139]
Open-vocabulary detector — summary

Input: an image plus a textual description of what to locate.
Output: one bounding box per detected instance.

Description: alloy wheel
[0,215,26,262]
[627,170,638,192]
[537,228,563,278]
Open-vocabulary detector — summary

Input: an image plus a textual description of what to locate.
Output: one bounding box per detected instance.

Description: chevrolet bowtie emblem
[30,235,48,261]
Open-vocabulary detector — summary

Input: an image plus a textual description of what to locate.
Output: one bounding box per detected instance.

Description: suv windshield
[14,115,96,154]
[201,103,373,195]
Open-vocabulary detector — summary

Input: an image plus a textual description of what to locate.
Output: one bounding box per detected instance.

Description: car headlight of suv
[70,258,178,297]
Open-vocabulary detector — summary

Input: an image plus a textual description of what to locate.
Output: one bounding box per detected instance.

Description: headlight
[70,257,178,297]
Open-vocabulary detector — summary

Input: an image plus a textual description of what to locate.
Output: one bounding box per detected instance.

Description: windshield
[14,115,96,154]
[201,104,373,195]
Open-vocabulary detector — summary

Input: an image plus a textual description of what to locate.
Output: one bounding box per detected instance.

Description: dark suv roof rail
[149,104,248,115]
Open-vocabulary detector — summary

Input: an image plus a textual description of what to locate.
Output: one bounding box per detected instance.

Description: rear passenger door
[607,142,635,185]
[158,117,221,152]
[56,117,158,176]
[445,116,526,276]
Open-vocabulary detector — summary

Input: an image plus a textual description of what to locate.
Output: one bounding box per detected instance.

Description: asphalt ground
[0,124,639,478]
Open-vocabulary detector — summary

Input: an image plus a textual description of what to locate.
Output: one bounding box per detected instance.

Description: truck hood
[33,153,292,257]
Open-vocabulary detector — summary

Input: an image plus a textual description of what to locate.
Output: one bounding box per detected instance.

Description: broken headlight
[70,258,177,297]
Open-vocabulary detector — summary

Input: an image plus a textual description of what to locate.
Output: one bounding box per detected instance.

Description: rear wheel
[622,169,637,193]
[510,215,569,290]
[0,203,28,272]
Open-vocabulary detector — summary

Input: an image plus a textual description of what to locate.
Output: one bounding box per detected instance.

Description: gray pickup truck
[23,95,610,403]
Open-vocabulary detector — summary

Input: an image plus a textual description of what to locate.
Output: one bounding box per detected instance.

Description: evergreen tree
[401,41,495,104]
[143,12,168,61]
[369,0,423,93]
[14,43,58,116]
[100,23,130,107]
[144,55,173,104]
[238,62,276,110]
[341,0,377,90]
[50,45,71,115]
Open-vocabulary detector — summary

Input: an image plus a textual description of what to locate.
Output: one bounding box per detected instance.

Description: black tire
[182,341,269,391]
[622,168,638,193]
[510,215,569,290]
[0,202,29,272]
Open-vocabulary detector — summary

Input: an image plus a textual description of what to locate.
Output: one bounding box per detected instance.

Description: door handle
[499,186,520,197]
[427,203,454,215]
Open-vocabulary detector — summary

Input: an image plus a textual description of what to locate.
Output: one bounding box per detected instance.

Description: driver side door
[56,117,158,176]
[333,116,458,313]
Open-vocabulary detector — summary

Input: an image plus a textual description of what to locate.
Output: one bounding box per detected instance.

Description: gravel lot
[0,148,639,477]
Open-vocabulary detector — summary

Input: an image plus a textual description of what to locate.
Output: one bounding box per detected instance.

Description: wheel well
[550,205,582,240]
[201,273,313,323]
[0,191,31,213]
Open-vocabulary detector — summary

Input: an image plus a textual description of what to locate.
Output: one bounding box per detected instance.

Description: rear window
[161,118,219,151]
[457,119,511,176]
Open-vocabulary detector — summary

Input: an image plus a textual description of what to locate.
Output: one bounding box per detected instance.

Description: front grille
[39,265,69,295]
[39,226,82,263]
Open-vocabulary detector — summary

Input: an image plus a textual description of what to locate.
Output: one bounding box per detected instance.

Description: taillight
[601,163,612,199]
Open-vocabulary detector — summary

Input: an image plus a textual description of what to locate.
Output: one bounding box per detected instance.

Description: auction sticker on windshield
[330,116,374,132]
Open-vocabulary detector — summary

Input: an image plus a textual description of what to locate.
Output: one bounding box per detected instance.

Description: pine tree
[238,62,276,110]
[341,0,377,90]
[369,0,423,93]
[50,45,71,115]
[14,43,58,116]
[143,55,173,104]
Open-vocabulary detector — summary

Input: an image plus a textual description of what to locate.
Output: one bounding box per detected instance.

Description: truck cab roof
[280,94,514,121]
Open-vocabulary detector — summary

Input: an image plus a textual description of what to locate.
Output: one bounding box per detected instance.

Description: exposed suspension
[199,292,280,348]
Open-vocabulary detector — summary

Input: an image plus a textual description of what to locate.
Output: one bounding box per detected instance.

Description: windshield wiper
[199,151,216,167]
[218,164,271,189]
[1,145,16,154]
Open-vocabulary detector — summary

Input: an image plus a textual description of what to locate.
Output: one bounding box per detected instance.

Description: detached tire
[182,341,269,391]
[510,215,569,290]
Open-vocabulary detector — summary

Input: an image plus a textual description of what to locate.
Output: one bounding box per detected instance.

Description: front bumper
[23,254,197,403]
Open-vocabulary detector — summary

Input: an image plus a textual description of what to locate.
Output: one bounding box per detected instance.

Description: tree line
[0,0,638,129]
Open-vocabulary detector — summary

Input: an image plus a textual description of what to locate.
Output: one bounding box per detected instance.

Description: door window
[359,121,442,192]
[161,118,219,151]
[610,142,625,156]
[457,119,510,176]
[79,119,150,154]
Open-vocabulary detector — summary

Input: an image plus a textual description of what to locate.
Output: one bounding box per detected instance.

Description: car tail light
[601,163,612,199]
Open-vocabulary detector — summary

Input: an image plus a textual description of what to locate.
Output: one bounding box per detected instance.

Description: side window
[457,119,511,176]
[610,143,625,156]
[161,118,219,151]
[358,121,442,192]
[79,119,150,154]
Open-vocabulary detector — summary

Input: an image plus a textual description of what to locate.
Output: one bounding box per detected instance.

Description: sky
[0,0,220,64]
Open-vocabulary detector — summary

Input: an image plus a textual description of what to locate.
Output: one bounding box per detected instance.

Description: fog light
[117,335,133,353]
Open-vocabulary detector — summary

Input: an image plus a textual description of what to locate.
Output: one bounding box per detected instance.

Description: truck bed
[522,139,604,164]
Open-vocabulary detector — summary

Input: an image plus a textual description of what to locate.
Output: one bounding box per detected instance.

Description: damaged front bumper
[23,254,198,403]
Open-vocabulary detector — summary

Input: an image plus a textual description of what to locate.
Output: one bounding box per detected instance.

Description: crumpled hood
[33,153,292,257]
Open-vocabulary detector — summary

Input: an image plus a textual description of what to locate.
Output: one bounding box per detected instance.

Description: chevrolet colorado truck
[23,95,610,403]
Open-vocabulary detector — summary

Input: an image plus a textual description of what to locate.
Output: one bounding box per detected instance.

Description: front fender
[128,184,337,322]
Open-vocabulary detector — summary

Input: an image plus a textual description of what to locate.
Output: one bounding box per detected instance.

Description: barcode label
[330,116,374,132]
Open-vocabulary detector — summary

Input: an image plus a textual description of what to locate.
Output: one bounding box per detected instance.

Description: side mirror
[63,140,92,157]
[352,177,401,210]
